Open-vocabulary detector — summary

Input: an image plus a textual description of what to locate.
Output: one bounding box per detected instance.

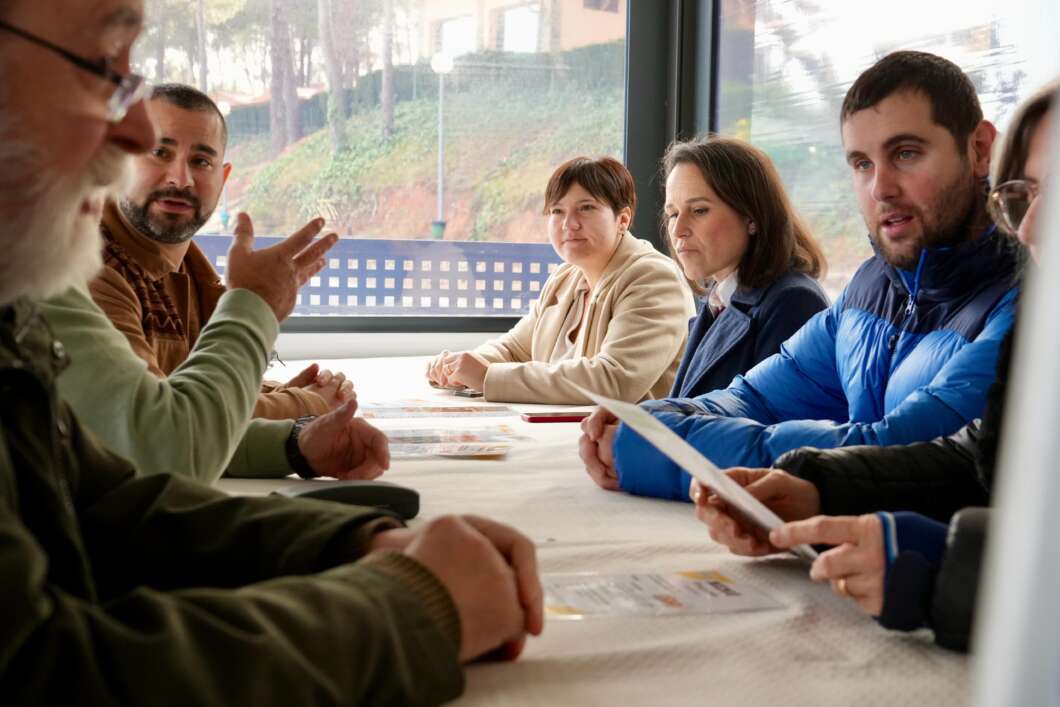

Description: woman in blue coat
[581,136,830,491]
[663,136,830,399]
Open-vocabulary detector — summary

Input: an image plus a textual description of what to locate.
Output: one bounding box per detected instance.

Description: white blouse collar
[708,270,739,312]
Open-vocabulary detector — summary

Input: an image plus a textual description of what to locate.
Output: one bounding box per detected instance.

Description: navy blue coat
[669,270,830,399]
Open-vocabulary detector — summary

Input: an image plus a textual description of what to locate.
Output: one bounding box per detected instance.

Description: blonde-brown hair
[992,78,1058,187]
[661,135,826,292]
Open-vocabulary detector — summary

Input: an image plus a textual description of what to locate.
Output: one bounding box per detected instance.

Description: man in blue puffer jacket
[579,51,1023,501]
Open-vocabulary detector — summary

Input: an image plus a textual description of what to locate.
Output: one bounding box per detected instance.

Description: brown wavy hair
[661,135,826,292]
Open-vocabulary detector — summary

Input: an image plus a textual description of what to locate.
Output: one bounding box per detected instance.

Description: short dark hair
[543,156,636,221]
[841,51,983,150]
[149,83,228,148]
[661,135,826,292]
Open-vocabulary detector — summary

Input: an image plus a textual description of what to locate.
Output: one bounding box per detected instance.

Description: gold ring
[836,577,851,598]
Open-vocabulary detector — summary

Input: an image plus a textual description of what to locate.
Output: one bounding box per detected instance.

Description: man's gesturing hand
[225,213,338,321]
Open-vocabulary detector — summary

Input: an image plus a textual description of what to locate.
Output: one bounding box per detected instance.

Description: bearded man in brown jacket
[90,83,347,421]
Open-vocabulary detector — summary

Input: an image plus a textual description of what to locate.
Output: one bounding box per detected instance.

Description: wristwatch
[285,416,318,479]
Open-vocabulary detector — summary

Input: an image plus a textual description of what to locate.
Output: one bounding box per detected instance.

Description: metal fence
[196,235,563,317]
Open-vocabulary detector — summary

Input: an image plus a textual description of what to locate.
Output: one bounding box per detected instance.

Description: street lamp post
[216,100,233,231]
[430,52,454,240]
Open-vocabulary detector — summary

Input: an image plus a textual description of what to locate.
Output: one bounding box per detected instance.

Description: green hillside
[230,83,624,243]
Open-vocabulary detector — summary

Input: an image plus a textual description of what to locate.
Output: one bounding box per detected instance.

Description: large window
[716,0,1054,295]
[137,0,628,319]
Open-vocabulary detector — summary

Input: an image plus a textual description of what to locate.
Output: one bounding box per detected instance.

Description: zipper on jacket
[891,250,928,353]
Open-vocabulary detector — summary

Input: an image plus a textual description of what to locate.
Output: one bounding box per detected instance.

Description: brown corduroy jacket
[89,202,328,420]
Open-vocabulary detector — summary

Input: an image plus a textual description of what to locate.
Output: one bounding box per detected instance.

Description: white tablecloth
[221,356,970,706]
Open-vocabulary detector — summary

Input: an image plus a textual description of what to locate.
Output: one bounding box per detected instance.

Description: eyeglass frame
[0,18,149,123]
[987,179,1042,238]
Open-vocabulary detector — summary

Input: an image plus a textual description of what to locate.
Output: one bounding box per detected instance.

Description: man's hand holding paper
[691,468,821,556]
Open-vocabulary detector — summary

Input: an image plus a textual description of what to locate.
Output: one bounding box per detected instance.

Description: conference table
[220,356,970,706]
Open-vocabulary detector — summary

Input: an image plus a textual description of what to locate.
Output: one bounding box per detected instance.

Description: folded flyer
[385,425,529,459]
[544,569,782,618]
[360,399,516,418]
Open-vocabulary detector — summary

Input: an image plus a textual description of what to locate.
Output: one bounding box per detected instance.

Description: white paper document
[544,570,782,618]
[574,385,817,561]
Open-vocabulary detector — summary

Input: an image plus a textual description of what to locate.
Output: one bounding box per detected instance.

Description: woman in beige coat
[426,156,695,404]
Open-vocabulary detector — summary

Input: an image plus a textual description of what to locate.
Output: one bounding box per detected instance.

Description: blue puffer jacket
[615,227,1022,501]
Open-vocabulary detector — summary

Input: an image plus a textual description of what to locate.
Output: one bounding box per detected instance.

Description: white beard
[0,112,131,305]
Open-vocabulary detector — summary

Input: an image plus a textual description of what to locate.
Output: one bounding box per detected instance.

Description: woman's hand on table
[427,350,489,391]
[426,350,456,387]
[691,468,820,556]
[440,351,489,391]
[297,400,389,479]
[579,408,621,491]
[770,514,886,616]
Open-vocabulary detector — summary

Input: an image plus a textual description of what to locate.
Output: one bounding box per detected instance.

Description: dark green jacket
[0,300,463,706]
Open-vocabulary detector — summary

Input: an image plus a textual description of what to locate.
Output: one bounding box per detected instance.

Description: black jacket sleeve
[69,413,403,595]
[773,421,990,521]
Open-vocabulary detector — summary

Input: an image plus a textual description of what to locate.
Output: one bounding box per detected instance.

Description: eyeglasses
[0,19,149,123]
[987,179,1042,238]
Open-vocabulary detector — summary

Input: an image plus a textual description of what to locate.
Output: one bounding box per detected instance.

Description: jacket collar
[673,303,751,398]
[729,279,772,309]
[0,298,67,380]
[876,223,1019,299]
[592,232,661,290]
[674,270,813,397]
[0,298,38,350]
[673,275,785,397]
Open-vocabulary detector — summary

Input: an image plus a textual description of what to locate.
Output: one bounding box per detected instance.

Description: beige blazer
[475,233,695,404]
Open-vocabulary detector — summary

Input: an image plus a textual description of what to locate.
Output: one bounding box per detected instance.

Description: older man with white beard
[0,84,132,304]
[0,2,543,704]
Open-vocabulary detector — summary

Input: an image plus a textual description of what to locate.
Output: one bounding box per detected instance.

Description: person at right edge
[693,78,1056,653]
